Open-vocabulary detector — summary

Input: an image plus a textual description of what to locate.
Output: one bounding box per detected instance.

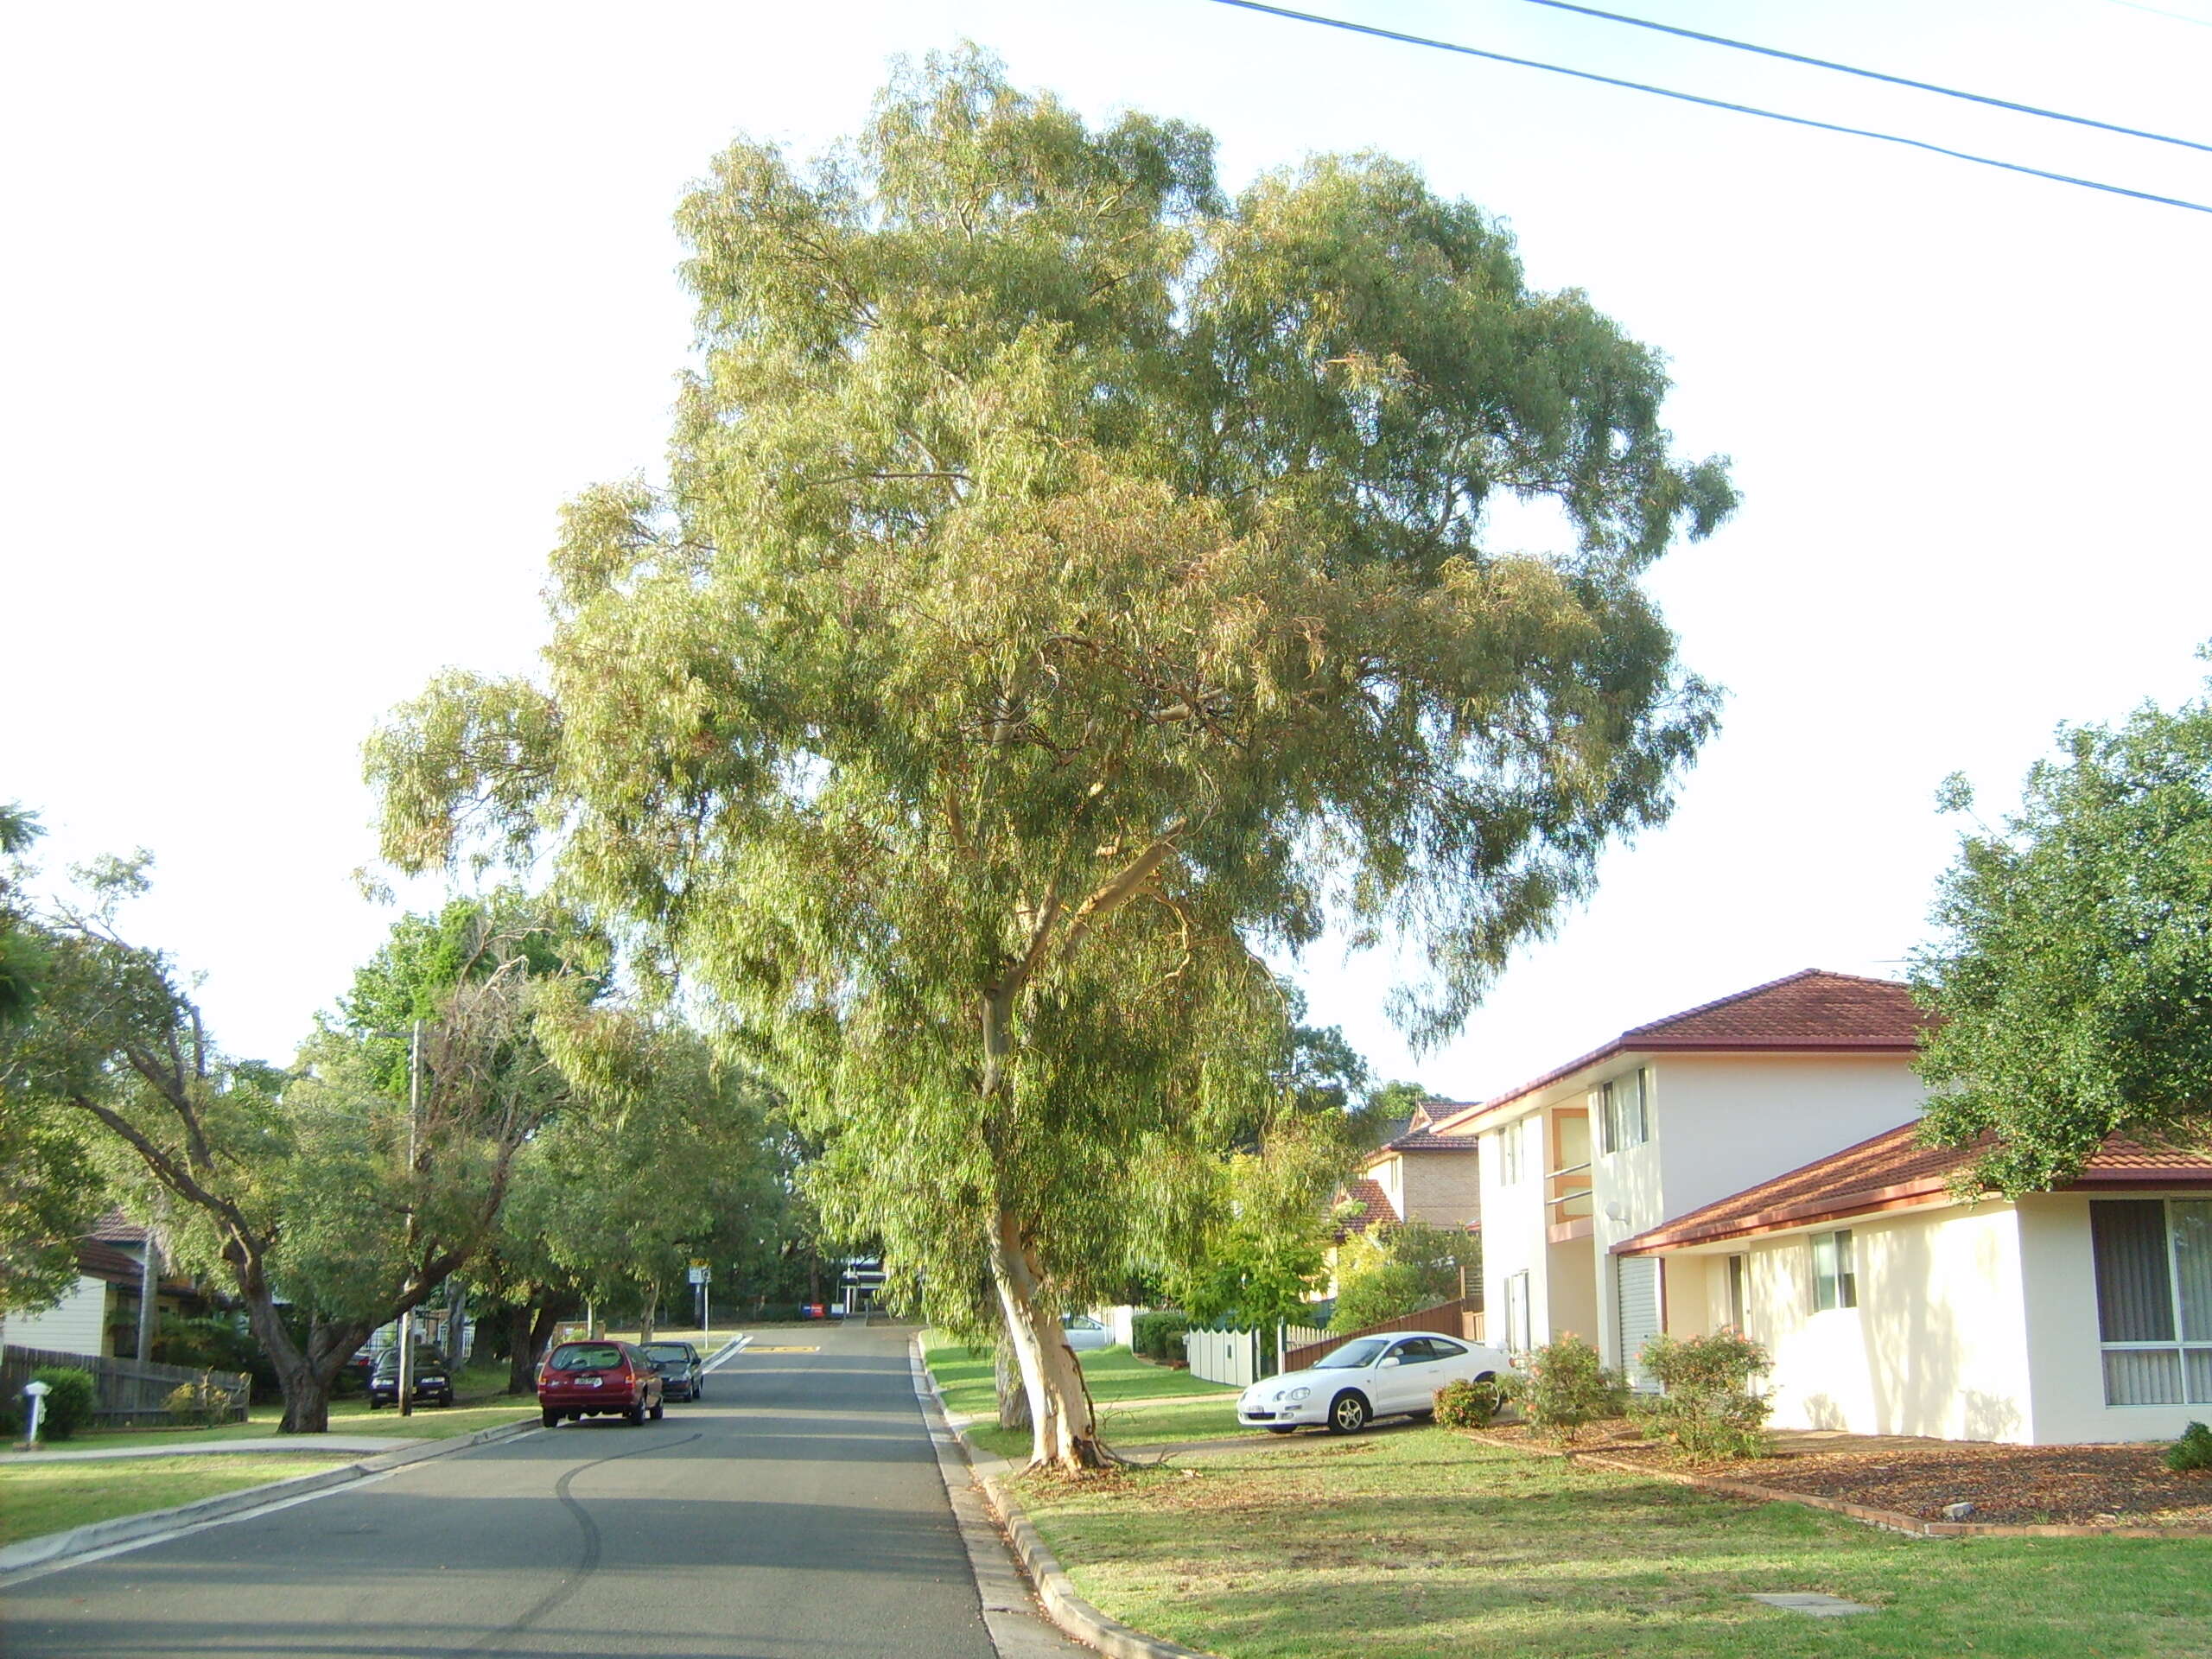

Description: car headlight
[1287,1387,1310,1402]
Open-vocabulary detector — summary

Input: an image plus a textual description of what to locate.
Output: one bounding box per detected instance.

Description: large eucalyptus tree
[367,50,1733,1467]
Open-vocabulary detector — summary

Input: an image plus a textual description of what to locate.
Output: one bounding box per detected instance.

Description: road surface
[3,1321,1016,1657]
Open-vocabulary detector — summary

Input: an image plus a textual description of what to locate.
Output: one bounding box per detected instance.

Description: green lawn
[0,1455,350,1549]
[1010,1426,2212,1658]
[967,1397,1246,1461]
[35,1363,537,1452]
[924,1332,1236,1420]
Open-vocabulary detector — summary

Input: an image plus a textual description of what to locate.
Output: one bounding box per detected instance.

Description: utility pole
[397,1020,421,1418]
[134,1191,166,1364]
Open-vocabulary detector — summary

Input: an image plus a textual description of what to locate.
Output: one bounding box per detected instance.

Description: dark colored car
[639,1341,704,1402]
[366,1347,454,1408]
[537,1340,664,1427]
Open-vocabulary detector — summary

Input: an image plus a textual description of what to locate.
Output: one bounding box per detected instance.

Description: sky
[5,0,2210,1103]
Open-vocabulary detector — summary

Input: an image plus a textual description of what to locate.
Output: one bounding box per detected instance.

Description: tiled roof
[1616,1122,2212,1255]
[1335,1177,1400,1238]
[1427,970,1923,1136]
[76,1238,150,1286]
[86,1207,147,1244]
[1622,969,1924,1050]
[1384,1131,1478,1154]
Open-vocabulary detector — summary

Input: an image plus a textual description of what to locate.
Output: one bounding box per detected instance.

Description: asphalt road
[3,1323,1000,1658]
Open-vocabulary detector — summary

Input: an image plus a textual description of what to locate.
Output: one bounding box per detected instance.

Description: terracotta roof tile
[1623,969,1925,1050]
[86,1208,147,1244]
[1427,970,1924,1136]
[1383,1131,1479,1154]
[1617,1122,2212,1255]
[1335,1177,1400,1238]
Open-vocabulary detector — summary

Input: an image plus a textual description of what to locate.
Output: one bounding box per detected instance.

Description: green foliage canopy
[367,50,1732,1464]
[1916,672,2212,1195]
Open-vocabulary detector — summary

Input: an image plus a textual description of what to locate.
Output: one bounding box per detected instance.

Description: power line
[1206,0,2212,217]
[2103,0,2212,29]
[1510,0,2212,154]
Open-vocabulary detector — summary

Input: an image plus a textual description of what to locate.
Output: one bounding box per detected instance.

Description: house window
[1726,1253,1748,1332]
[1498,1120,1524,1185]
[2091,1198,2212,1407]
[1599,1068,1649,1154]
[1504,1269,1532,1356]
[1811,1230,1857,1312]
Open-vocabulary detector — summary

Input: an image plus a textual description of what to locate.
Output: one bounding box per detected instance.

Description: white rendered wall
[0,1276,111,1358]
[1741,1203,2034,1441]
[1479,1116,1548,1349]
[1586,1056,1923,1371]
[2017,1194,2209,1444]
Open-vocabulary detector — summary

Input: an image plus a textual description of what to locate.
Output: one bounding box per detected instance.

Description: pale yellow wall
[1740,1202,2034,1442]
[0,1275,111,1357]
[2017,1194,2210,1444]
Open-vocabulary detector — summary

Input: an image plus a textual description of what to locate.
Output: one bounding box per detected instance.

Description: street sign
[688,1264,710,1284]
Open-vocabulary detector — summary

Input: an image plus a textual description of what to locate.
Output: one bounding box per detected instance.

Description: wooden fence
[2,1345,251,1427]
[1281,1294,1484,1374]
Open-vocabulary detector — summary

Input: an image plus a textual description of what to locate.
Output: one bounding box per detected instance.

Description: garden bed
[1477,1420,2212,1529]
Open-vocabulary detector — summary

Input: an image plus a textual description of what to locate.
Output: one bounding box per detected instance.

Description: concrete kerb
[912,1338,1213,1659]
[0,1415,539,1574]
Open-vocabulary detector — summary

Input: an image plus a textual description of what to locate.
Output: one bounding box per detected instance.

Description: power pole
[397,1020,421,1417]
[134,1192,165,1363]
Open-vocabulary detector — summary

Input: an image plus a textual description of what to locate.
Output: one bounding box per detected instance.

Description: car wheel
[542,1408,560,1428]
[1327,1391,1370,1434]
[625,1402,645,1426]
[650,1402,664,1421]
[1267,1426,1298,1435]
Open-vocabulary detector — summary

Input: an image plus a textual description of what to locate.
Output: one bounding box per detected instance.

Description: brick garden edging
[1463,1429,2203,1541]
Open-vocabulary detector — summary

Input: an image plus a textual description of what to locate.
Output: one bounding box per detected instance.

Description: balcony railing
[1547,1160,1593,1230]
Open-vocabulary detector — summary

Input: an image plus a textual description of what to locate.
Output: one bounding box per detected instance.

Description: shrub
[2167,1421,2212,1474]
[1130,1312,1190,1362]
[1433,1376,1504,1430]
[29,1366,97,1441]
[163,1374,235,1428]
[1503,1335,1624,1442]
[1630,1328,1776,1459]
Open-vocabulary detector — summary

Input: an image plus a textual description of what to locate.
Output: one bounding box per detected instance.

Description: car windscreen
[549,1344,624,1370]
[1312,1338,1389,1370]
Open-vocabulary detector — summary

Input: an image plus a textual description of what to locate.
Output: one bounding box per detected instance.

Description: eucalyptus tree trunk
[639,1288,658,1344]
[995,1350,1031,1431]
[989,1208,1103,1468]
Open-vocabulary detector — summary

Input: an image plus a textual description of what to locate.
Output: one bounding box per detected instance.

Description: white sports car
[1237,1332,1514,1434]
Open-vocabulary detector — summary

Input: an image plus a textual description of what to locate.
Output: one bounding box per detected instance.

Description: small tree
[1507,1334,1624,1442]
[1916,674,2212,1192]
[1330,1219,1478,1332]
[1630,1329,1773,1459]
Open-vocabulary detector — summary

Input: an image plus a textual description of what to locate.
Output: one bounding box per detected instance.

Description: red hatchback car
[537,1340,665,1427]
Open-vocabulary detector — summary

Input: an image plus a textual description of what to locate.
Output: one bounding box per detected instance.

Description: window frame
[1498,1119,1524,1185]
[1811,1229,1858,1313]
[1599,1067,1649,1154]
[2091,1197,2212,1408]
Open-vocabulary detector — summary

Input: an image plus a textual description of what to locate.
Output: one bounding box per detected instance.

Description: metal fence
[2,1345,251,1427]
[1281,1294,1484,1374]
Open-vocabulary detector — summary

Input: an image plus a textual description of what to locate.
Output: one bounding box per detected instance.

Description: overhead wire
[1507,0,2212,154]
[1205,0,2212,216]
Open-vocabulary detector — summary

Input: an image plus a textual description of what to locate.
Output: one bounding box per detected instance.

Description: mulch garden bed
[1478,1420,2212,1528]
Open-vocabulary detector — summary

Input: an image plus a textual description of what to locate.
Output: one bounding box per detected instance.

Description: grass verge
[924,1332,1235,1417]
[0,1455,351,1549]
[1010,1425,2212,1658]
[29,1363,537,1452]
